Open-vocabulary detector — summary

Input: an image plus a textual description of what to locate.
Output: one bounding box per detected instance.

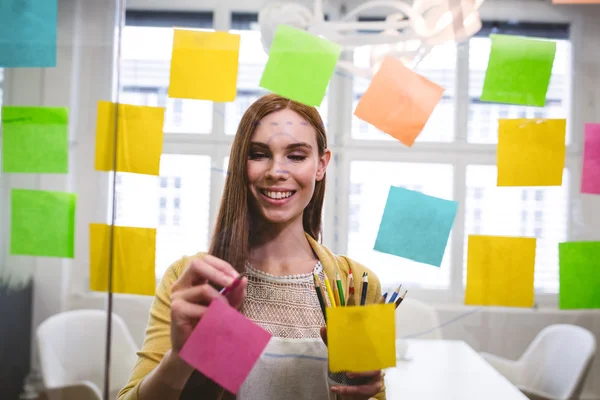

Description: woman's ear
[316,149,331,181]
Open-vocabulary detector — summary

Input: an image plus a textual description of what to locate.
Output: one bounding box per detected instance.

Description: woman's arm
[135,349,194,399]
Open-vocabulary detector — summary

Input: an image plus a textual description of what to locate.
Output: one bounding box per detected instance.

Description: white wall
[2,0,599,398]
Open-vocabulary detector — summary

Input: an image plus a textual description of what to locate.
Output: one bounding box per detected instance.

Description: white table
[384,340,528,400]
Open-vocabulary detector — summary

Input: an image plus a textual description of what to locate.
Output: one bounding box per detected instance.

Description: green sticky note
[481,34,556,107]
[559,242,600,309]
[2,106,68,173]
[11,189,76,258]
[259,25,341,107]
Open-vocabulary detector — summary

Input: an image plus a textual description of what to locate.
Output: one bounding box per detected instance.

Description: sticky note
[1,106,68,173]
[465,235,536,308]
[179,299,272,394]
[553,0,600,3]
[481,34,556,107]
[559,242,600,309]
[327,304,396,372]
[168,30,240,102]
[374,186,458,267]
[582,123,600,194]
[497,119,566,186]
[10,189,76,258]
[0,0,57,67]
[259,25,341,107]
[354,56,444,147]
[95,101,165,175]
[89,224,156,296]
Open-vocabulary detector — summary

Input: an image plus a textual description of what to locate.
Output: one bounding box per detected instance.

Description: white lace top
[240,261,331,338]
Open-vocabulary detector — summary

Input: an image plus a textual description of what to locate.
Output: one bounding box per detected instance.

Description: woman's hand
[320,327,384,399]
[170,255,247,355]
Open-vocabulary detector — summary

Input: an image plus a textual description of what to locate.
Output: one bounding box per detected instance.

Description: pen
[360,272,369,306]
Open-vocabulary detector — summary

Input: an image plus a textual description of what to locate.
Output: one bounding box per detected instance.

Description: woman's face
[247,108,330,226]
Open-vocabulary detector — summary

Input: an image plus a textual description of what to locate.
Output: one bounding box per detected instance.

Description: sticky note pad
[553,0,600,3]
[559,242,600,309]
[95,101,165,175]
[0,0,57,67]
[168,30,240,102]
[465,235,536,308]
[327,303,396,373]
[10,189,76,258]
[497,119,566,186]
[179,299,272,394]
[2,106,68,173]
[89,224,157,296]
[481,34,556,107]
[259,25,342,107]
[582,123,600,194]
[374,186,458,267]
[354,56,445,147]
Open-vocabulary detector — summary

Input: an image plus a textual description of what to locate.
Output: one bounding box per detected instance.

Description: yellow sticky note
[327,304,396,372]
[497,119,566,186]
[168,30,240,102]
[95,101,165,175]
[465,235,536,308]
[89,223,156,296]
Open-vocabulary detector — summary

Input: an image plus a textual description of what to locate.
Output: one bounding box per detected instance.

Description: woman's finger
[226,277,248,309]
[170,298,209,320]
[171,283,225,306]
[346,370,381,379]
[202,254,240,278]
[330,377,383,398]
[173,258,235,291]
[320,326,328,345]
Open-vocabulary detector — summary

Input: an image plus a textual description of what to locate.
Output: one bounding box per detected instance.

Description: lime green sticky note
[481,34,556,107]
[327,304,396,372]
[11,189,76,258]
[2,106,68,173]
[259,25,341,107]
[559,242,600,309]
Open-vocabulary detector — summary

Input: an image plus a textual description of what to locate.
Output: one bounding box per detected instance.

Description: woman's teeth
[264,191,294,199]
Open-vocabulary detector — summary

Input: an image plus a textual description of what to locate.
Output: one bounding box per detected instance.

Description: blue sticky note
[0,0,58,67]
[374,186,458,267]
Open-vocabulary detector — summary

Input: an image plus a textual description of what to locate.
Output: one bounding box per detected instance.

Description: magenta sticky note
[178,299,272,394]
[582,123,600,194]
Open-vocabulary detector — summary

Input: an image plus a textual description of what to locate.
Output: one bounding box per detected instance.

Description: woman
[118,94,386,400]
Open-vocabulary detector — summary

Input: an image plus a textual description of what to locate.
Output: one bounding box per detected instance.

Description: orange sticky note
[552,0,600,3]
[89,223,156,296]
[354,56,444,147]
[465,235,536,308]
[497,119,566,186]
[95,101,165,175]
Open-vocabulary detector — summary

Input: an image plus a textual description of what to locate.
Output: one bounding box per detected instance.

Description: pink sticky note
[582,123,600,195]
[179,299,272,394]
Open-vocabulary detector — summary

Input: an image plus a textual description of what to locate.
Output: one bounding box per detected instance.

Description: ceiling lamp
[259,0,484,77]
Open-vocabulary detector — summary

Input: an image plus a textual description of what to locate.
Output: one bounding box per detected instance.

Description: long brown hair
[208,93,328,273]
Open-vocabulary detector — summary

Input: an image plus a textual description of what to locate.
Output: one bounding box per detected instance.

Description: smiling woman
[118,94,386,400]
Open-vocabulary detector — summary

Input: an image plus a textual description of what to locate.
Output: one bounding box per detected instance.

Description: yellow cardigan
[118,233,386,400]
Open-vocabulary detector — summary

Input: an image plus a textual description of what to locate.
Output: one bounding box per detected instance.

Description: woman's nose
[266,157,289,179]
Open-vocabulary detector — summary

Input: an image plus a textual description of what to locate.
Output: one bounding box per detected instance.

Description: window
[111,155,212,278]
[347,162,453,291]
[467,22,571,144]
[159,176,168,188]
[121,11,214,134]
[174,177,182,189]
[351,18,457,142]
[225,13,329,134]
[463,166,569,292]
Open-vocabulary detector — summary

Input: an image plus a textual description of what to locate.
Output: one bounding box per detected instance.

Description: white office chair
[36,309,139,400]
[480,324,596,400]
[395,297,442,340]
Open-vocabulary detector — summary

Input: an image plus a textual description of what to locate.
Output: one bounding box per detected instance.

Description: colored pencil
[360,272,369,306]
[378,292,388,304]
[388,284,402,304]
[323,274,337,308]
[345,268,352,305]
[313,273,328,320]
[335,271,346,306]
[347,270,355,306]
[395,290,408,309]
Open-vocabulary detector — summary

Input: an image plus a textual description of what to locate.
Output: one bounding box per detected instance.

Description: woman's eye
[288,154,307,162]
[249,152,267,160]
